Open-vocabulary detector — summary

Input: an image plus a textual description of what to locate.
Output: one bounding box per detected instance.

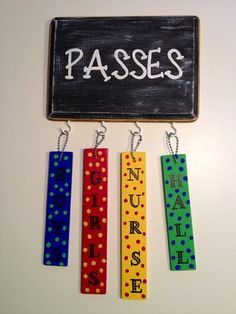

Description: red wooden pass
[81,149,108,294]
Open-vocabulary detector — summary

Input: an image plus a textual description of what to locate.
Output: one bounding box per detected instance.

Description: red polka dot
[125,210,129,215]
[142,192,145,196]
[141,264,144,268]
[127,162,130,166]
[125,155,129,159]
[143,279,147,284]
[127,245,130,249]
[142,246,146,251]
[143,232,146,236]
[124,199,128,203]
[124,173,127,177]
[141,294,146,299]
[123,221,127,225]
[141,170,144,174]
[125,235,129,240]
[124,256,128,260]
[136,272,140,276]
[140,180,143,184]
[125,283,129,287]
[139,158,142,162]
[125,269,129,273]
[136,239,140,244]
[141,216,145,220]
[125,292,129,297]
[134,211,138,215]
[133,187,137,190]
[125,184,129,188]
[141,204,144,208]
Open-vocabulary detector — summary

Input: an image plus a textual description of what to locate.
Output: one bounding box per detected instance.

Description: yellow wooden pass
[121,152,147,300]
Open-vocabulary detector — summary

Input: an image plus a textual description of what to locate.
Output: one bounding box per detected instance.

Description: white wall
[1,1,236,313]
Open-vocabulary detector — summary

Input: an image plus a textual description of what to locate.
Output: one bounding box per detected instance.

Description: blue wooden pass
[43,152,73,266]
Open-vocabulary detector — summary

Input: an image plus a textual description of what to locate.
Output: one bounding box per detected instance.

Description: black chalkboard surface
[48,16,199,121]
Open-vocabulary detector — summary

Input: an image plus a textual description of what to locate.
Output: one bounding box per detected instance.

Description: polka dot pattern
[43,152,73,267]
[161,154,196,271]
[121,152,147,300]
[81,149,108,294]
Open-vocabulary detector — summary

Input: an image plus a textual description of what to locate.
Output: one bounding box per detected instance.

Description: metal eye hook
[57,121,71,161]
[60,121,71,135]
[94,121,107,157]
[130,121,142,161]
[166,122,177,138]
[130,121,141,136]
[99,121,107,136]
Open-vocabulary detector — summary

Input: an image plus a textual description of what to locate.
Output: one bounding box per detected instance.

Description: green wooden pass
[161,154,196,271]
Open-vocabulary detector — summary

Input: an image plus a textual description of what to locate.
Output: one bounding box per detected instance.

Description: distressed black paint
[48,16,199,121]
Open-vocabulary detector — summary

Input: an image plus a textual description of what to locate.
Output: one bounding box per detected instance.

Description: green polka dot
[62,240,67,246]
[48,214,53,220]
[50,192,54,197]
[62,253,67,258]
[54,210,59,215]
[62,226,67,231]
[64,156,69,161]
[59,262,64,266]
[59,188,64,192]
[46,260,51,265]
[55,237,60,242]
[45,253,50,258]
[54,184,58,189]
[65,192,70,197]
[53,154,59,159]
[64,183,69,187]
[49,204,54,208]
[50,173,55,178]
[66,168,71,173]
[46,242,51,248]
[54,162,59,167]
[47,227,52,232]
[63,210,68,215]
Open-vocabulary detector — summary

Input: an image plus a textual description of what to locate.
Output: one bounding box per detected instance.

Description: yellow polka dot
[83,262,88,268]
[85,197,90,202]
[83,274,88,279]
[87,234,92,239]
[99,185,103,190]
[87,209,91,214]
[102,258,106,264]
[102,167,106,173]
[102,218,107,223]
[99,268,104,273]
[99,207,104,212]
[98,151,102,156]
[83,221,88,227]
[98,233,103,238]
[85,288,90,293]
[85,170,90,175]
[100,282,104,287]
[102,197,106,202]
[100,157,105,162]
[87,185,91,190]
[88,162,93,167]
[98,243,103,249]
[103,177,107,182]
[96,288,100,293]
[95,162,100,167]
[88,152,92,157]
[91,260,96,266]
[83,247,88,253]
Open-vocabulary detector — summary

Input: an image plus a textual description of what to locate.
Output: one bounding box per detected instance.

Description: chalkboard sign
[48,16,199,121]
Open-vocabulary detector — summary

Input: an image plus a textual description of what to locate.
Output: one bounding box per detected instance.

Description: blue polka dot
[177,216,182,221]
[167,204,171,208]
[171,240,176,245]
[179,167,184,172]
[191,255,195,260]
[181,240,185,245]
[166,158,170,163]
[189,235,193,240]
[170,212,174,217]
[181,158,185,163]
[167,166,172,171]
[165,180,169,184]
[186,248,191,253]
[174,154,179,159]
[168,226,173,231]
[186,200,190,205]
[189,264,194,269]
[183,176,188,181]
[175,189,179,193]
[175,265,181,270]
[186,213,190,218]
[168,193,173,198]
[182,192,187,196]
[171,256,176,260]
[185,224,190,229]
